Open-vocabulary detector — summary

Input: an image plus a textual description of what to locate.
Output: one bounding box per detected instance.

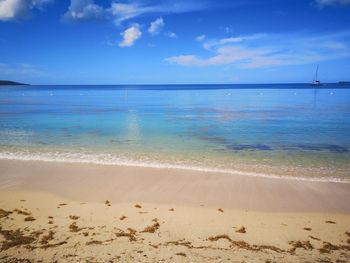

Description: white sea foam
[0,150,348,184]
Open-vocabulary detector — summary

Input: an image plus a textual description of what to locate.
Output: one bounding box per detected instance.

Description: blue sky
[0,0,350,84]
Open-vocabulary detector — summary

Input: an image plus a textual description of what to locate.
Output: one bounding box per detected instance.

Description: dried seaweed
[0,227,36,250]
[235,226,246,233]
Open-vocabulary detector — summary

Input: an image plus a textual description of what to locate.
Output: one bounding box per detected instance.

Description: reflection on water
[0,84,349,181]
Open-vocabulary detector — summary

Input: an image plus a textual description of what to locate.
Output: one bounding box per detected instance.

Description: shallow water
[0,84,350,181]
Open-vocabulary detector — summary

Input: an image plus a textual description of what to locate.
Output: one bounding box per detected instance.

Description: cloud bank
[314,0,350,7]
[0,0,52,21]
[62,0,209,24]
[165,31,350,68]
[63,0,105,22]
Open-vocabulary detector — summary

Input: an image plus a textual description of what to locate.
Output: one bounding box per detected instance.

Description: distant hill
[0,80,29,86]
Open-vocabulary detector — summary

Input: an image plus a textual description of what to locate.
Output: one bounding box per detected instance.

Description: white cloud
[165,31,350,69]
[119,24,142,47]
[0,0,52,21]
[148,17,164,35]
[314,0,350,7]
[62,0,209,24]
[195,34,206,42]
[63,0,105,22]
[165,31,177,38]
[203,34,266,49]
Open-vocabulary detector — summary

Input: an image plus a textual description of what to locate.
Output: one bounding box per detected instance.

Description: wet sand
[0,159,349,262]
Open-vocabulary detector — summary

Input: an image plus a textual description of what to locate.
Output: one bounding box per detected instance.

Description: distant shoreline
[0,80,29,86]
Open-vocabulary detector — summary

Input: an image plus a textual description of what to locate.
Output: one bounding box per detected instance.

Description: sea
[0,83,349,182]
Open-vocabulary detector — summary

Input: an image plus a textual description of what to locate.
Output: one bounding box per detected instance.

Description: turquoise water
[1,84,350,181]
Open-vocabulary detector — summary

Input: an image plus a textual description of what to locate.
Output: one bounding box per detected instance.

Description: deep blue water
[1,84,350,181]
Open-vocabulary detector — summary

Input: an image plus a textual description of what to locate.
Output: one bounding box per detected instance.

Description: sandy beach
[0,160,349,262]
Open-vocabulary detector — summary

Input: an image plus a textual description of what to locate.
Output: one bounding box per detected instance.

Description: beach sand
[0,159,349,262]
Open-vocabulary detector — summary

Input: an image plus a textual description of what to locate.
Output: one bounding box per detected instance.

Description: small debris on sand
[14,209,31,216]
[309,235,320,241]
[24,216,35,222]
[288,240,313,253]
[0,209,13,218]
[169,208,174,211]
[105,200,111,206]
[116,228,137,241]
[120,216,127,221]
[69,215,80,220]
[303,227,312,231]
[141,219,160,233]
[135,204,142,209]
[59,203,67,206]
[86,240,103,245]
[69,222,81,232]
[218,208,224,213]
[236,226,246,233]
[175,252,187,257]
[325,220,336,224]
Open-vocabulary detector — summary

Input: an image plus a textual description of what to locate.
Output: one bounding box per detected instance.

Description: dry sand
[0,159,349,262]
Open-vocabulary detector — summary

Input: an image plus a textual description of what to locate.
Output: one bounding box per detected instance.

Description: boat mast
[315,64,319,81]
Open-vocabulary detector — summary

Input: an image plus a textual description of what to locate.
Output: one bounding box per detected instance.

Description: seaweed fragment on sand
[325,220,336,224]
[166,240,193,249]
[120,216,127,221]
[40,241,67,249]
[115,228,137,242]
[208,234,232,242]
[0,227,36,250]
[135,204,142,209]
[236,226,246,234]
[318,241,350,254]
[69,222,82,232]
[303,227,312,231]
[288,240,313,253]
[69,215,80,220]
[24,216,35,222]
[105,200,111,206]
[208,234,284,252]
[175,252,187,257]
[141,219,160,233]
[309,235,320,241]
[86,240,103,245]
[218,208,224,213]
[0,209,13,219]
[14,209,31,216]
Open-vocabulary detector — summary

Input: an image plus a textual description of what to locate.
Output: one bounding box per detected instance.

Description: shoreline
[0,150,348,184]
[1,159,349,213]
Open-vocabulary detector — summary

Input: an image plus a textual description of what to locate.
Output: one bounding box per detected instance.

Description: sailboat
[312,65,321,86]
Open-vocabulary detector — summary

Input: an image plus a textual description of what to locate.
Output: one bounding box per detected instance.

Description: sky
[0,0,350,85]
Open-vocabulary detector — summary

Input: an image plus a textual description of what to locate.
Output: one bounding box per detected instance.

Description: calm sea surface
[1,84,350,182]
